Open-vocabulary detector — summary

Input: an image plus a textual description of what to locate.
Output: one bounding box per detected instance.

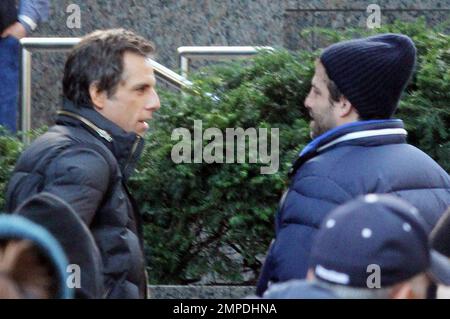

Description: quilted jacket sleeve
[256,174,352,296]
[42,146,111,226]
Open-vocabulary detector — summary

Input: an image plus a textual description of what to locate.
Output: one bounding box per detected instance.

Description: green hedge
[130,49,315,284]
[1,19,449,284]
[0,131,24,210]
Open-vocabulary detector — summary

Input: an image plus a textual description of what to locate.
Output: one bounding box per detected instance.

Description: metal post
[149,59,192,89]
[180,56,190,79]
[21,48,32,144]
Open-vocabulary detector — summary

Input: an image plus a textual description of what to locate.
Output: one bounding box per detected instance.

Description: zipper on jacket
[123,135,142,174]
[57,110,113,142]
[102,285,114,299]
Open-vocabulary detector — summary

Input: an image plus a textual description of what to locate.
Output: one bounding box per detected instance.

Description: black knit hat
[320,33,416,119]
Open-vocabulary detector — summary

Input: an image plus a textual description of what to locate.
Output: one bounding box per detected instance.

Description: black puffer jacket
[6,99,147,299]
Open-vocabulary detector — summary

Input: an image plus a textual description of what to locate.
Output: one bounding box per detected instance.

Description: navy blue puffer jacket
[256,119,450,295]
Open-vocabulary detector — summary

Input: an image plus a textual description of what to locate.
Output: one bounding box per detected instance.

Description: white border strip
[19,15,37,31]
[315,265,350,285]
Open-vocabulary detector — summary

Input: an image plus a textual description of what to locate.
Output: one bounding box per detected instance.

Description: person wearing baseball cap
[256,33,450,296]
[307,194,450,299]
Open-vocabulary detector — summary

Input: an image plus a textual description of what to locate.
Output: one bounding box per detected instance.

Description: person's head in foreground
[13,192,104,299]
[0,215,72,299]
[307,194,450,299]
[304,33,416,139]
[63,28,161,137]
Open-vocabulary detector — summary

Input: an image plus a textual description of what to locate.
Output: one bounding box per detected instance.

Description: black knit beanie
[320,33,416,119]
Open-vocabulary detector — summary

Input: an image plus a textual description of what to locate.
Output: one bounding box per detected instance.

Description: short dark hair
[63,29,155,107]
[326,78,343,104]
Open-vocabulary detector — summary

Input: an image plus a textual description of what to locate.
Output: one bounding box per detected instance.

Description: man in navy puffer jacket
[256,33,450,296]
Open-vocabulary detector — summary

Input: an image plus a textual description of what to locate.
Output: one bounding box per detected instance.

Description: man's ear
[335,96,359,121]
[89,82,107,110]
[336,96,352,117]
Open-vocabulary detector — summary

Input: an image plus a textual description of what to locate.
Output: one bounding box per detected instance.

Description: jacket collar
[55,99,145,181]
[288,119,407,178]
[299,119,407,157]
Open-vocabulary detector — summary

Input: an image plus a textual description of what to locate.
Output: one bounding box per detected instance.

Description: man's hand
[1,22,27,39]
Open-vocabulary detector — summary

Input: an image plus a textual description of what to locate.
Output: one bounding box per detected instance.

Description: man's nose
[304,93,311,109]
[146,90,161,110]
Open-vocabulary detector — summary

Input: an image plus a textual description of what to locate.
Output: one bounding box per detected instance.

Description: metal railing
[20,37,192,142]
[177,46,274,78]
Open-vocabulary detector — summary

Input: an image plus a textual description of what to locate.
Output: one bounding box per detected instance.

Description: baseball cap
[309,194,450,288]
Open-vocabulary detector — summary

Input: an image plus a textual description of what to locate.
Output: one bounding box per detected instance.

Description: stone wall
[25,0,450,128]
[147,285,256,299]
[284,0,450,50]
[28,0,285,127]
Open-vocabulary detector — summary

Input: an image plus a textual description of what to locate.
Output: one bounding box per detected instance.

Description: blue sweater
[19,0,50,34]
[256,119,450,295]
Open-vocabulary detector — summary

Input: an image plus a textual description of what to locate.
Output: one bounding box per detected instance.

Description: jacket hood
[14,192,104,299]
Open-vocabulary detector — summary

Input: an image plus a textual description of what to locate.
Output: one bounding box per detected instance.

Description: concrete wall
[147,285,256,299]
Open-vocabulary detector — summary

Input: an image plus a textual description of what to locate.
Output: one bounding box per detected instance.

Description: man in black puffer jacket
[6,29,161,299]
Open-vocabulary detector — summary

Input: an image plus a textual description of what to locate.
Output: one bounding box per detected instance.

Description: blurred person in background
[262,195,450,299]
[306,194,450,299]
[0,0,49,133]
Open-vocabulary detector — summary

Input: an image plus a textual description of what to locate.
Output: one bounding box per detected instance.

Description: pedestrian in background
[0,0,49,133]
